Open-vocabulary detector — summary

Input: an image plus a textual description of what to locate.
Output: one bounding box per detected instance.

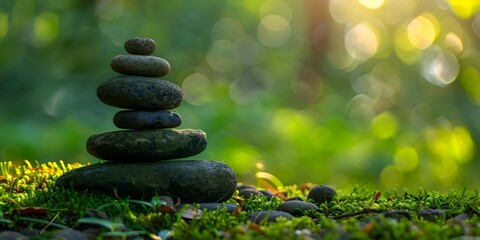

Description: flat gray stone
[56,160,237,203]
[86,129,207,161]
[124,37,156,55]
[277,200,318,216]
[111,55,170,77]
[97,75,183,110]
[246,211,293,223]
[113,110,182,129]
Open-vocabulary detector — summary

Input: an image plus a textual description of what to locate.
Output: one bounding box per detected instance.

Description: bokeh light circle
[344,23,379,61]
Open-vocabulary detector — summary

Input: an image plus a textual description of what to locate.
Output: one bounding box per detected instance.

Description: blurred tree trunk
[295,0,330,106]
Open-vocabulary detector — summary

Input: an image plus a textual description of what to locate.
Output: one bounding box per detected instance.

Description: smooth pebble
[111,55,170,77]
[124,37,156,55]
[307,185,337,204]
[113,110,182,129]
[97,75,183,110]
[246,211,293,223]
[277,200,318,216]
[56,160,237,203]
[86,129,207,161]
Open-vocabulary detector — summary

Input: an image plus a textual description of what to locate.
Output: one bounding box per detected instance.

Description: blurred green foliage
[1,0,480,190]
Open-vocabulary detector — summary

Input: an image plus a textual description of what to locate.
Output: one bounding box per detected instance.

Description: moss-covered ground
[1,160,479,239]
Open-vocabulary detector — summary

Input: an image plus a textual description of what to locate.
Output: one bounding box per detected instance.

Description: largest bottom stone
[56,160,237,203]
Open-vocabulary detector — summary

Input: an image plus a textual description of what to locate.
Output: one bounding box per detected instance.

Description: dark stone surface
[246,211,293,223]
[418,209,446,222]
[277,200,318,216]
[86,129,207,161]
[238,188,264,199]
[97,75,183,110]
[113,110,182,129]
[124,37,156,55]
[177,203,238,213]
[307,185,337,204]
[111,55,170,77]
[56,160,237,203]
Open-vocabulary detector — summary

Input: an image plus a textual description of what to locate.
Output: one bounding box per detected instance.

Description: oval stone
[417,209,446,222]
[86,129,207,161]
[307,185,337,204]
[246,211,293,224]
[177,203,238,214]
[113,110,182,129]
[56,160,237,203]
[124,37,156,55]
[111,55,170,77]
[97,75,183,110]
[277,200,318,216]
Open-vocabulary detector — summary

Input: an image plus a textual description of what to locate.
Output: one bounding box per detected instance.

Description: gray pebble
[86,129,207,161]
[113,110,182,129]
[56,160,237,203]
[417,209,446,222]
[238,188,264,199]
[246,210,293,223]
[97,75,183,110]
[277,200,318,216]
[111,55,170,77]
[383,210,412,220]
[125,37,156,55]
[177,203,238,213]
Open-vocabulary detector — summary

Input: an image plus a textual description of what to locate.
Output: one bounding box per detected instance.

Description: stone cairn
[57,37,237,203]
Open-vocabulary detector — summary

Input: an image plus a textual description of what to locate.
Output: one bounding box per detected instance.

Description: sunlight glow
[445,32,464,54]
[345,24,378,60]
[394,25,421,64]
[358,0,384,9]
[258,15,292,47]
[421,49,459,87]
[447,0,480,19]
[407,14,437,50]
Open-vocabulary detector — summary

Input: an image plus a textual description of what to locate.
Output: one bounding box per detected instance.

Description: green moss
[1,160,480,239]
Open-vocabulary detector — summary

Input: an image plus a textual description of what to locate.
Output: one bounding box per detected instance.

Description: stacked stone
[57,37,237,203]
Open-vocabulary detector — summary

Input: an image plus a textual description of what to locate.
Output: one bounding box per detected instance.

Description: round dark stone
[97,75,183,110]
[56,160,237,203]
[307,185,337,204]
[383,210,412,220]
[113,110,182,129]
[238,188,264,199]
[177,203,238,213]
[259,190,276,197]
[111,55,170,77]
[286,197,304,201]
[124,37,156,55]
[246,211,293,223]
[277,200,318,216]
[418,209,446,222]
[86,129,207,162]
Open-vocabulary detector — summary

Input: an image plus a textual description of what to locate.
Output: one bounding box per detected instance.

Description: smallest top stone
[125,37,156,55]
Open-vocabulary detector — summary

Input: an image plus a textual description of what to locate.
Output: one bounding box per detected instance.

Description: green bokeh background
[1,0,480,190]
